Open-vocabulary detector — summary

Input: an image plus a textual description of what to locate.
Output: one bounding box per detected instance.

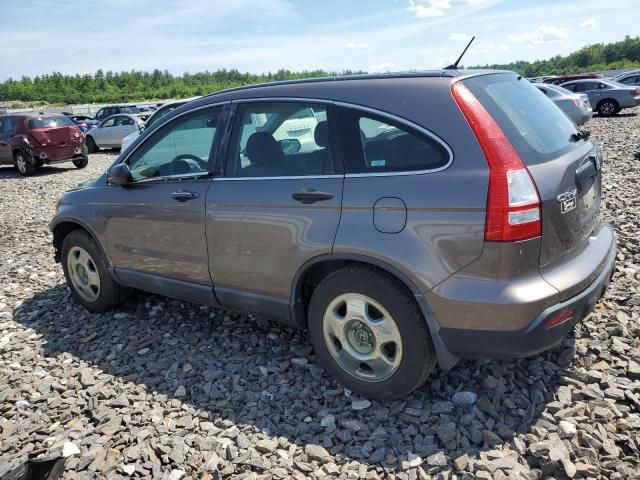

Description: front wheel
[308,265,436,401]
[73,157,88,169]
[61,230,127,312]
[85,136,98,153]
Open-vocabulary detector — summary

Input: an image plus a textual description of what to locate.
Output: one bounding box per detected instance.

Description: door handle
[171,191,199,202]
[291,189,334,204]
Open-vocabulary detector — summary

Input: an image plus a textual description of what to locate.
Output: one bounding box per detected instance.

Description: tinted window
[127,107,222,181]
[562,83,577,92]
[337,107,449,174]
[121,106,140,114]
[147,103,184,127]
[226,102,334,178]
[116,116,135,126]
[1,118,15,133]
[463,74,578,166]
[28,116,74,128]
[620,75,639,84]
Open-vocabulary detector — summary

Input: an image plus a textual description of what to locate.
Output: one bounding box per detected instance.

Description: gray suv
[51,71,616,400]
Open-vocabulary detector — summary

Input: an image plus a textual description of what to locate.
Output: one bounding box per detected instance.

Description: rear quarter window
[463,74,579,166]
[336,107,450,174]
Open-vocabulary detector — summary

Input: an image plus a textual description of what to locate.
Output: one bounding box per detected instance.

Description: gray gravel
[1,110,639,479]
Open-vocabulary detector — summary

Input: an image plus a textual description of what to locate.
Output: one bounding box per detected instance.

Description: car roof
[199,69,512,101]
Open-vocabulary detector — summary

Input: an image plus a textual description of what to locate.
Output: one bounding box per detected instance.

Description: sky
[0,0,638,80]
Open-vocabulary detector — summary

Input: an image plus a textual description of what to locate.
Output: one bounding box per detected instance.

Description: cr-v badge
[557,188,577,214]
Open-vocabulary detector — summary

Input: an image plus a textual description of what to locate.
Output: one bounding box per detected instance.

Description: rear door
[463,74,602,265]
[206,100,343,318]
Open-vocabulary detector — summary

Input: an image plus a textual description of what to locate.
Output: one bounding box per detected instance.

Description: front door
[93,116,118,147]
[0,117,13,164]
[102,105,227,286]
[206,101,343,319]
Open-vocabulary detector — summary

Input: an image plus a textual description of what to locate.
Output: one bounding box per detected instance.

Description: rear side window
[28,116,74,128]
[463,74,578,166]
[337,107,450,174]
[1,118,15,133]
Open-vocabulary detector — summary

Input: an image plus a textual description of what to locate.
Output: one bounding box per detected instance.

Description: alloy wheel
[15,154,27,174]
[67,246,101,302]
[322,293,403,382]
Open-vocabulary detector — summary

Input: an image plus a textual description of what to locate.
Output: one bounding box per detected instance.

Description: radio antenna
[445,36,475,70]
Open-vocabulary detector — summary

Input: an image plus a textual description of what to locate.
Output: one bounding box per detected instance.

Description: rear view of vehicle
[535,83,592,125]
[430,73,615,361]
[3,114,88,176]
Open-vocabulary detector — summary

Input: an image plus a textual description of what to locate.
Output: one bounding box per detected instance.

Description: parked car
[560,79,640,116]
[85,114,145,152]
[121,97,201,152]
[51,70,616,400]
[93,105,143,122]
[63,113,100,132]
[0,113,87,176]
[534,83,592,125]
[611,70,640,87]
[543,73,602,85]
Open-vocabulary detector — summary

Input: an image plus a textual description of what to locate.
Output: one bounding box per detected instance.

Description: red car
[543,73,603,85]
[0,113,88,176]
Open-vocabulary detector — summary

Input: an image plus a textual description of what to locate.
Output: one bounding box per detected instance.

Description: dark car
[0,113,88,176]
[51,71,615,400]
[543,73,603,85]
[63,113,100,132]
[93,105,142,121]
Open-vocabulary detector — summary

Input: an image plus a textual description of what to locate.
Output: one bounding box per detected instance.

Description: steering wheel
[170,154,208,174]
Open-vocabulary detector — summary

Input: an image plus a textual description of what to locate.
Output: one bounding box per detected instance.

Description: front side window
[100,117,117,128]
[116,116,135,126]
[127,107,223,182]
[337,107,450,174]
[147,103,184,127]
[226,102,334,178]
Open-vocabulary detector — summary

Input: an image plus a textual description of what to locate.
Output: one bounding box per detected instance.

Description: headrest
[245,132,283,165]
[314,121,329,148]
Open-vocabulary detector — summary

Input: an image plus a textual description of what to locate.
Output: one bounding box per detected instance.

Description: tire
[73,156,88,169]
[86,136,98,153]
[14,150,36,176]
[597,99,619,117]
[308,265,436,401]
[61,230,128,313]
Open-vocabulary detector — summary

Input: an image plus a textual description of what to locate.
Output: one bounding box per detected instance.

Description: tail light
[544,309,574,330]
[572,98,582,108]
[451,81,541,242]
[631,88,639,97]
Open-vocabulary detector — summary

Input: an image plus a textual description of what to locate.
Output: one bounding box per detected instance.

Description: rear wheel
[597,99,619,117]
[308,265,436,400]
[86,136,98,153]
[61,230,127,312]
[73,157,88,169]
[14,150,36,176]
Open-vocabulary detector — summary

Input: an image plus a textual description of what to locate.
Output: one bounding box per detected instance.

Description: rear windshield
[28,116,75,129]
[463,74,579,165]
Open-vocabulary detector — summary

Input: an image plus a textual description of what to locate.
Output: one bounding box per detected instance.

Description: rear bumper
[31,143,87,163]
[438,229,616,358]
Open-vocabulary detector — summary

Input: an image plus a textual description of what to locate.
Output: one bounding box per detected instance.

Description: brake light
[631,88,639,97]
[451,81,541,242]
[572,98,582,108]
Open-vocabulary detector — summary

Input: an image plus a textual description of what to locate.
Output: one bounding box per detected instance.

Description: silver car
[611,70,640,87]
[535,83,592,125]
[560,79,640,116]
[86,114,144,152]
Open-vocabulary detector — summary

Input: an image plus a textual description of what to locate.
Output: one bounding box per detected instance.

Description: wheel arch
[51,218,110,267]
[290,253,459,370]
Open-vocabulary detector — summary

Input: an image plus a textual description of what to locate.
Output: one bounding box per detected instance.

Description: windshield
[28,116,75,128]
[463,73,579,165]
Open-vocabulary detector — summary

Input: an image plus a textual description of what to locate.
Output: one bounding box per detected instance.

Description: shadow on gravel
[14,285,570,472]
[0,166,76,178]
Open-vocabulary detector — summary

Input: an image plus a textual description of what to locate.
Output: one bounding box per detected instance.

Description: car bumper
[437,226,616,358]
[570,109,593,125]
[31,144,87,163]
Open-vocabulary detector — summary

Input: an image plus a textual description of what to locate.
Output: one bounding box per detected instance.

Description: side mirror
[278,138,301,154]
[107,163,132,186]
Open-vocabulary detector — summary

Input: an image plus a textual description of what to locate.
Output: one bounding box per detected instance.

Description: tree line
[0,69,362,105]
[1,35,639,104]
[472,35,640,77]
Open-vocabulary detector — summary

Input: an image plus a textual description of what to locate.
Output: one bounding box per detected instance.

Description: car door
[0,118,11,164]
[115,116,139,145]
[206,100,343,320]
[93,117,117,147]
[102,104,227,287]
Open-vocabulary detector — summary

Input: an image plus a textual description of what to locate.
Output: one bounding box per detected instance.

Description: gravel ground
[1,110,639,480]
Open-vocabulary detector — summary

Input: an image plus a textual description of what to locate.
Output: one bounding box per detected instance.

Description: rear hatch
[28,116,82,147]
[462,73,602,266]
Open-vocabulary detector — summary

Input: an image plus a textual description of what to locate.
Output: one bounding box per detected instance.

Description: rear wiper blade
[570,128,591,142]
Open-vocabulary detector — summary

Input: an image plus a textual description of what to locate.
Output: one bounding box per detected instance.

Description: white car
[121,97,201,152]
[86,114,144,152]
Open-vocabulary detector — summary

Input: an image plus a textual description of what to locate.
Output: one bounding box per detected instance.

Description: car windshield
[28,116,75,128]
